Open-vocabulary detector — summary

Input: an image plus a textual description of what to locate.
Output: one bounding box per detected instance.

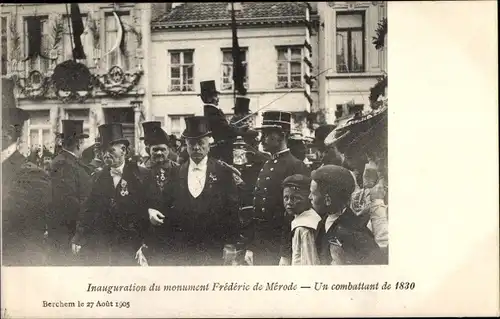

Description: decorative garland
[122,22,142,48]
[86,13,100,49]
[49,15,64,53]
[372,18,387,51]
[9,11,21,62]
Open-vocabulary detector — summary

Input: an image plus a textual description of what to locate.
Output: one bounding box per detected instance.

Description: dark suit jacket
[170,157,240,265]
[316,208,384,265]
[49,150,93,246]
[73,161,150,266]
[2,150,52,266]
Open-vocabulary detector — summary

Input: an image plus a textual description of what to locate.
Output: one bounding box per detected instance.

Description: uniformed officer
[246,111,310,265]
[2,78,52,266]
[141,121,180,265]
[49,120,93,265]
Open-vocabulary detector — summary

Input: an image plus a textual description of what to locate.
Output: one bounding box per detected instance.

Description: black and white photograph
[1,2,388,267]
[1,1,498,318]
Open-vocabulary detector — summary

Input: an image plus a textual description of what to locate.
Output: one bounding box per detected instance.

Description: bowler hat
[182,116,212,139]
[313,124,336,148]
[233,97,250,114]
[59,120,89,141]
[255,111,292,132]
[98,123,130,148]
[199,80,220,97]
[140,121,169,146]
[2,78,28,125]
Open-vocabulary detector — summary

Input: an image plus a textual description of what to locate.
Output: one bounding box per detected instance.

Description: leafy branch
[9,12,20,61]
[86,14,100,49]
[123,22,142,48]
[50,16,64,50]
[372,18,387,51]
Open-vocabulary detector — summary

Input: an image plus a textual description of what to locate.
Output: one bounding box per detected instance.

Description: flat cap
[282,174,312,192]
[311,165,355,196]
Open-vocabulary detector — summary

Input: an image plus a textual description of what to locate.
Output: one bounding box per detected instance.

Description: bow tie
[191,167,202,172]
[110,167,123,177]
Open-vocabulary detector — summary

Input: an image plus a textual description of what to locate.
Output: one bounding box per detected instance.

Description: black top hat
[233,97,251,114]
[98,123,130,148]
[199,80,220,97]
[182,116,212,139]
[140,121,169,146]
[59,120,89,141]
[313,124,337,148]
[255,111,292,132]
[2,78,28,125]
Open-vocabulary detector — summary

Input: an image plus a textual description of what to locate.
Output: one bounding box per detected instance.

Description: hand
[279,256,291,266]
[135,244,149,266]
[148,208,165,226]
[244,250,254,265]
[72,243,81,255]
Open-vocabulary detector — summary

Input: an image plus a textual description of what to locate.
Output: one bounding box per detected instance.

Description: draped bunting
[230,3,247,96]
[70,4,86,59]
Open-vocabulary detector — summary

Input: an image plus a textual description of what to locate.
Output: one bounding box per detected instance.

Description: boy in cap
[310,165,383,265]
[2,78,52,266]
[280,174,321,266]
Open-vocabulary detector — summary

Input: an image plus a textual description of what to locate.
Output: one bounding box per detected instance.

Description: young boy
[279,174,321,266]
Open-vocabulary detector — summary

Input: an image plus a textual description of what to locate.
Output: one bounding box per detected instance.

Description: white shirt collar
[325,207,347,233]
[1,143,18,164]
[110,161,126,173]
[189,156,208,171]
[291,208,322,231]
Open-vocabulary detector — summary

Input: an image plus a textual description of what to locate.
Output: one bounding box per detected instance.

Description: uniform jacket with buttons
[73,161,150,265]
[49,150,93,245]
[253,150,310,225]
[2,150,52,266]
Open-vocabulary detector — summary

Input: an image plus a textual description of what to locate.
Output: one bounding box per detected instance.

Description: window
[336,12,365,73]
[23,16,50,74]
[168,114,194,137]
[221,48,248,91]
[169,50,194,92]
[1,16,8,76]
[276,46,303,89]
[62,14,88,62]
[27,110,53,152]
[105,12,135,70]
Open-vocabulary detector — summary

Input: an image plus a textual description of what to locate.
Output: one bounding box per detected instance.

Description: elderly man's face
[150,143,170,165]
[309,180,327,216]
[186,136,210,163]
[102,143,127,167]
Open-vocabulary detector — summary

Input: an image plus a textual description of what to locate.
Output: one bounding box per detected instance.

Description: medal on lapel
[156,168,166,191]
[119,179,129,197]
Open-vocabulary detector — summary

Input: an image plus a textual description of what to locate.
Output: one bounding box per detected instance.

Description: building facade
[1,3,152,155]
[317,1,387,125]
[150,2,320,138]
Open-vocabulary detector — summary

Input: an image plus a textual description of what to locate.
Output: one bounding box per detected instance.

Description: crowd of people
[2,78,388,267]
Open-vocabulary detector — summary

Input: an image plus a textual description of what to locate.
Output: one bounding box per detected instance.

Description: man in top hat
[140,121,180,265]
[200,80,239,165]
[310,165,384,265]
[1,78,52,266]
[230,96,252,135]
[246,111,310,265]
[166,116,240,266]
[72,123,150,266]
[48,119,93,265]
[81,138,104,176]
